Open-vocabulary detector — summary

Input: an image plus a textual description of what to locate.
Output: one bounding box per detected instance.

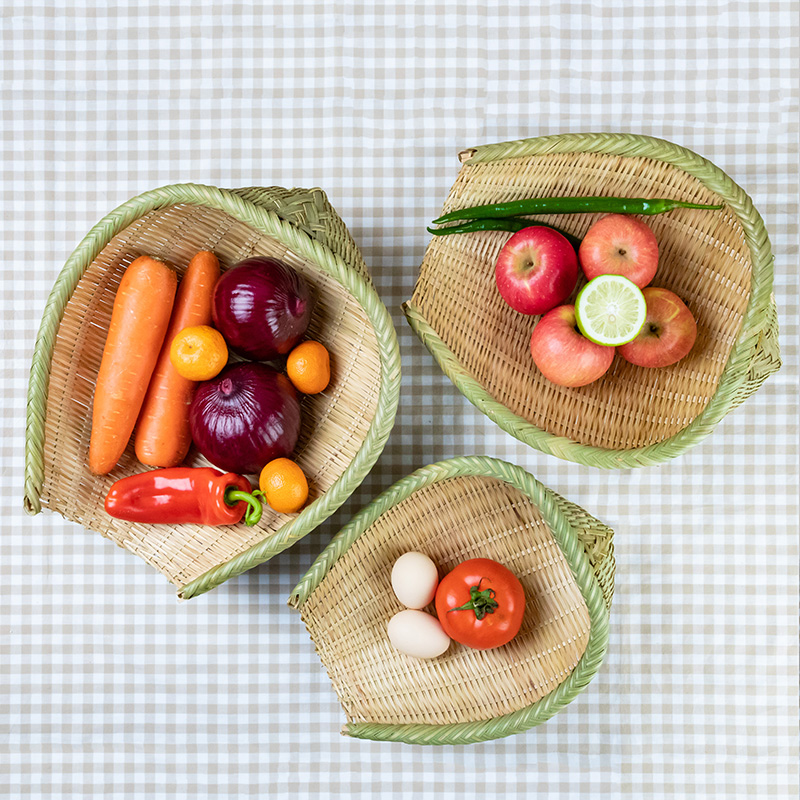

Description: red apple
[529,304,616,387]
[618,287,698,368]
[579,214,659,288]
[495,226,579,315]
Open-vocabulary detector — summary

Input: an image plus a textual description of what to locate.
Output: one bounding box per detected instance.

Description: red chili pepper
[104,467,265,526]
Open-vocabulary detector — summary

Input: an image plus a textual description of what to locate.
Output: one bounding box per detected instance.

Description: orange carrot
[134,251,221,467]
[89,256,178,475]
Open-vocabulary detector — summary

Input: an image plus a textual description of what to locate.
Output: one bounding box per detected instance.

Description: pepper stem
[672,200,724,210]
[224,487,265,527]
[447,578,499,621]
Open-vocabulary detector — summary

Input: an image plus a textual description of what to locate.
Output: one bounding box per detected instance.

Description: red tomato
[434,558,526,650]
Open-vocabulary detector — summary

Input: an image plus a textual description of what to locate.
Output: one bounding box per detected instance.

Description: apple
[618,287,698,368]
[529,304,616,387]
[579,214,659,288]
[495,226,579,315]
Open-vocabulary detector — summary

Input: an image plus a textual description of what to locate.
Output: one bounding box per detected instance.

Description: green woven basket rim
[24,183,402,599]
[289,455,611,746]
[405,132,780,469]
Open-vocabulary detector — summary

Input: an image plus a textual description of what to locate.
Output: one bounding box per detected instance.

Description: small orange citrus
[286,341,331,394]
[259,458,309,514]
[169,325,228,381]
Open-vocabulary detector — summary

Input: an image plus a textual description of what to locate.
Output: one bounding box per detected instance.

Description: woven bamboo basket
[289,456,613,745]
[24,184,401,599]
[404,133,781,468]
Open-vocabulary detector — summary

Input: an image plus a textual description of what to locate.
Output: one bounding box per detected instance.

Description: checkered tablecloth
[2,2,797,798]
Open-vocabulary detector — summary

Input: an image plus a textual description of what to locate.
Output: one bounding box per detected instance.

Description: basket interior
[39,202,382,589]
[411,151,754,449]
[297,475,592,727]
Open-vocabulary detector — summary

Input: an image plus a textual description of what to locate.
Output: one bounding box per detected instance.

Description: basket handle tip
[24,493,41,516]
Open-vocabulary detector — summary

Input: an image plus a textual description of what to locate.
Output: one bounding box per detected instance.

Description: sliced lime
[575,275,647,346]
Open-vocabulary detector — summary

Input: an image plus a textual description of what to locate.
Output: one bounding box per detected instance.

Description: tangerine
[169,325,228,381]
[286,341,331,394]
[259,458,309,514]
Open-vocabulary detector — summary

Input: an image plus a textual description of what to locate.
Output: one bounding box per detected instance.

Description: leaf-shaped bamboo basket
[404,133,781,468]
[289,456,614,745]
[25,185,401,599]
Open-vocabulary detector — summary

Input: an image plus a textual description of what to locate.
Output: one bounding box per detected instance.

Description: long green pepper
[427,219,582,250]
[431,195,723,225]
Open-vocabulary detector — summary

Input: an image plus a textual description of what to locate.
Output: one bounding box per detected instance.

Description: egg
[391,551,439,609]
[387,610,451,659]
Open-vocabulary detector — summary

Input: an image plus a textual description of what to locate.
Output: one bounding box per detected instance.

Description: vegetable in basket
[89,255,178,475]
[189,362,301,475]
[435,558,526,650]
[212,256,314,361]
[427,218,582,250]
[135,251,221,468]
[431,195,724,225]
[104,467,265,526]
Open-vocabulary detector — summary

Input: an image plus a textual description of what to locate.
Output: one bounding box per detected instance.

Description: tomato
[434,558,526,650]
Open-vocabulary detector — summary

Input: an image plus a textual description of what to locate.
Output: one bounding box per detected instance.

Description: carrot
[134,251,221,467]
[88,256,178,475]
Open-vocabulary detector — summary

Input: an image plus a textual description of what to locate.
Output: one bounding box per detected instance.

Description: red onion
[212,257,313,361]
[189,363,301,474]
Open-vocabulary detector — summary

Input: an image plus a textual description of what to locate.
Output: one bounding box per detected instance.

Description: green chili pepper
[426,218,582,250]
[431,196,723,225]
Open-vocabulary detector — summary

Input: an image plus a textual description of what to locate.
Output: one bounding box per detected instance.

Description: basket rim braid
[25,183,402,599]
[289,455,611,746]
[403,132,781,469]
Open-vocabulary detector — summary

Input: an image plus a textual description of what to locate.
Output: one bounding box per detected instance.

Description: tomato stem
[447,578,499,620]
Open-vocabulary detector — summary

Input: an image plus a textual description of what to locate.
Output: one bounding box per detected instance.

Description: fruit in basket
[135,251,220,468]
[618,287,698,368]
[89,255,178,475]
[259,457,309,514]
[578,214,659,288]
[286,340,331,394]
[494,226,579,315]
[388,609,451,659]
[391,552,440,609]
[170,325,228,381]
[529,305,616,387]
[434,558,525,650]
[189,362,301,474]
[212,256,314,361]
[574,275,647,347]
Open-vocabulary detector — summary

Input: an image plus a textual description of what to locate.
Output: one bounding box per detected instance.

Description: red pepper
[104,467,265,526]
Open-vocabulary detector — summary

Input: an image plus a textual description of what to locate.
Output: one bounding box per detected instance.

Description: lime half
[575,275,647,346]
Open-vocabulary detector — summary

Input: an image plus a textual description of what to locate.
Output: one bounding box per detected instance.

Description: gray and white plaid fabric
[1,1,797,798]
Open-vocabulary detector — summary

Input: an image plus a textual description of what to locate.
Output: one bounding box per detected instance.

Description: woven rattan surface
[25,185,401,595]
[290,456,613,745]
[407,134,780,466]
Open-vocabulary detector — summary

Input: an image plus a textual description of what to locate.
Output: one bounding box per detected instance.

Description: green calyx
[448,579,499,620]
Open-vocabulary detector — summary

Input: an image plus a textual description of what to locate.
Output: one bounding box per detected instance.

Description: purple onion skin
[212,257,314,361]
[189,363,302,475]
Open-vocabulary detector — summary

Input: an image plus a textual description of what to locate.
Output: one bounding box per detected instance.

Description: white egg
[391,551,439,609]
[387,610,451,659]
